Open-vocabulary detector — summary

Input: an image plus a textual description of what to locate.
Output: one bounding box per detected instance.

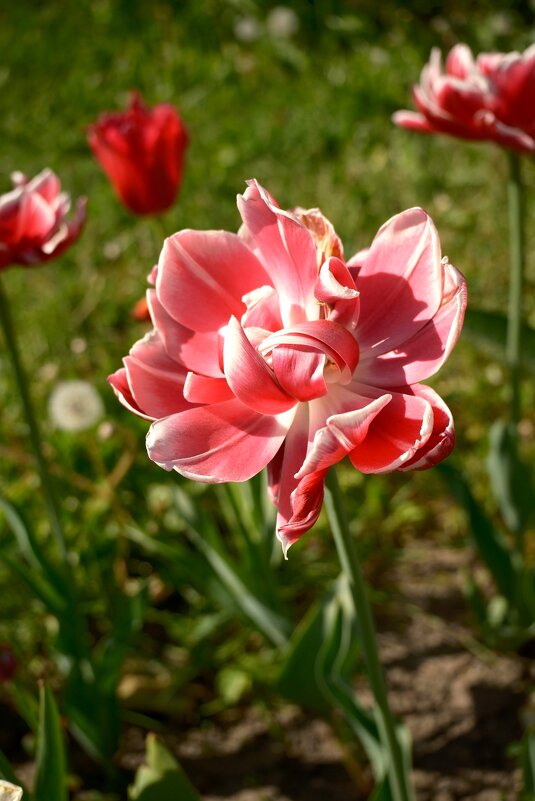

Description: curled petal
[271,345,327,401]
[296,394,392,479]
[146,399,294,482]
[347,384,434,473]
[259,319,359,382]
[223,317,296,414]
[278,469,327,557]
[315,256,360,330]
[398,384,455,470]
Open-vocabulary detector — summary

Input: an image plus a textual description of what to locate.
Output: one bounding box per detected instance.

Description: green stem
[507,152,525,551]
[0,274,67,562]
[507,151,524,430]
[325,469,412,801]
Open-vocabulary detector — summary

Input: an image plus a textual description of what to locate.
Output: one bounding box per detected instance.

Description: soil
[7,543,533,800]
[116,544,532,801]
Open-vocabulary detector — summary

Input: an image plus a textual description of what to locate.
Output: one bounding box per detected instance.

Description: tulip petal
[157,230,270,333]
[108,367,153,421]
[278,469,327,556]
[346,384,434,473]
[398,384,455,470]
[354,208,443,354]
[297,393,392,479]
[223,317,296,414]
[123,331,193,418]
[183,372,235,404]
[271,345,327,401]
[259,319,359,382]
[358,260,467,385]
[148,289,223,377]
[146,399,294,482]
[237,180,318,325]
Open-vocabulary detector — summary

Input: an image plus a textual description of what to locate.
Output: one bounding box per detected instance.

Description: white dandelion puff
[49,380,104,432]
[266,7,299,39]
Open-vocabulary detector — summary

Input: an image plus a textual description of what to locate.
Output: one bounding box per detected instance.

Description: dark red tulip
[88,92,189,215]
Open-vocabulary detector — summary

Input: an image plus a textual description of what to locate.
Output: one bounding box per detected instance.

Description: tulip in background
[0,168,86,561]
[110,179,466,801]
[0,169,86,270]
[395,42,535,646]
[393,43,535,152]
[88,92,189,216]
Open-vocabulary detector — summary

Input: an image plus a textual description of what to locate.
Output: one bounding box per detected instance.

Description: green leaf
[278,578,390,783]
[2,555,66,615]
[9,684,39,731]
[186,523,290,648]
[437,463,515,599]
[463,309,535,375]
[487,420,533,533]
[129,733,201,801]
[0,495,69,600]
[34,685,67,801]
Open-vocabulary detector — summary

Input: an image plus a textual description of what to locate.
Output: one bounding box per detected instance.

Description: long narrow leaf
[437,463,515,598]
[34,685,67,801]
[186,525,290,647]
[2,556,66,614]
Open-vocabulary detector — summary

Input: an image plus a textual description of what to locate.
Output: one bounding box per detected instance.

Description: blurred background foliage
[0,0,535,798]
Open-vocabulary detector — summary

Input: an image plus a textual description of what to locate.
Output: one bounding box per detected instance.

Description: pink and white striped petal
[146,399,294,482]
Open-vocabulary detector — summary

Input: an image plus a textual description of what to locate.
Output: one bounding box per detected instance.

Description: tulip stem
[324,469,413,801]
[507,152,524,429]
[507,151,525,551]
[0,274,68,563]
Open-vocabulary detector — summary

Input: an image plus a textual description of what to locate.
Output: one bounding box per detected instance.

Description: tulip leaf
[34,685,67,801]
[278,577,389,782]
[437,463,515,599]
[487,419,533,534]
[462,308,535,374]
[129,734,201,801]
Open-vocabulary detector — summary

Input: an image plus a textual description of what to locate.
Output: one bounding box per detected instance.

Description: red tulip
[393,44,535,153]
[88,92,189,215]
[109,181,466,554]
[0,169,86,271]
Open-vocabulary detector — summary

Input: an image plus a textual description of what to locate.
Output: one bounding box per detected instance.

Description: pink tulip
[87,92,189,216]
[109,181,466,553]
[0,169,86,270]
[393,44,535,153]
